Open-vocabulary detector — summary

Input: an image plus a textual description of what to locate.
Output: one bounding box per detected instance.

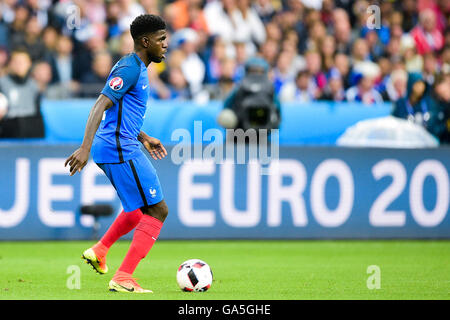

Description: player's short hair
[130,14,166,40]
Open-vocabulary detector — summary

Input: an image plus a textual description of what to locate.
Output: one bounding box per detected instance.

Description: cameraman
[217,56,281,133]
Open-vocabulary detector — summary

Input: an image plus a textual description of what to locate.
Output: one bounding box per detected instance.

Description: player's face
[147,30,168,63]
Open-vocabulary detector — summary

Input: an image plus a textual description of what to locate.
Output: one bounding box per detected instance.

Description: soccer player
[64,14,169,293]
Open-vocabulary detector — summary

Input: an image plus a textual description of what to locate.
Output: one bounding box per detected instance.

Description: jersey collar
[132,52,146,68]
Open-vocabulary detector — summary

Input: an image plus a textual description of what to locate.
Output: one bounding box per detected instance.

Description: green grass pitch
[0,240,448,300]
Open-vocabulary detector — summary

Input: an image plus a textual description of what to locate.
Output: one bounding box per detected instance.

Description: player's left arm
[138,130,168,160]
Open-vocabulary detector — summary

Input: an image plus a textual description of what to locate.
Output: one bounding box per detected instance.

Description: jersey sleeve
[101,63,140,104]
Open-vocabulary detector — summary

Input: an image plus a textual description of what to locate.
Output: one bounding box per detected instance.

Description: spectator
[401,0,419,32]
[10,15,46,62]
[332,8,353,55]
[31,60,53,94]
[140,0,160,15]
[111,31,135,64]
[279,69,319,103]
[307,20,327,52]
[422,52,439,86]
[401,34,424,73]
[260,39,278,67]
[0,50,44,138]
[49,35,77,94]
[78,51,113,98]
[105,0,122,39]
[73,28,109,83]
[0,0,16,25]
[304,50,326,92]
[165,0,191,31]
[410,9,444,55]
[390,10,406,39]
[167,67,191,100]
[234,40,248,81]
[346,62,384,105]
[187,1,209,48]
[392,79,430,127]
[27,0,50,28]
[319,35,336,73]
[165,0,208,33]
[204,36,227,84]
[375,55,395,101]
[351,38,370,65]
[117,0,145,33]
[385,36,403,62]
[364,30,385,61]
[334,52,351,89]
[204,0,238,54]
[254,0,279,24]
[42,26,59,55]
[9,2,29,35]
[172,28,205,97]
[273,51,295,94]
[205,57,236,101]
[233,0,266,56]
[428,74,450,144]
[264,21,282,43]
[80,0,107,25]
[320,68,346,102]
[0,0,445,124]
[385,69,409,102]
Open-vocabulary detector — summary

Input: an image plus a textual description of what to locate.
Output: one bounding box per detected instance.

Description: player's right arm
[65,94,113,176]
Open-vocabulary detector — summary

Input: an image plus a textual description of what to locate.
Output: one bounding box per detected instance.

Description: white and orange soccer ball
[176,259,213,292]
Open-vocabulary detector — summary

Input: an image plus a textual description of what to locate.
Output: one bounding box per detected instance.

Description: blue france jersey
[92,53,149,163]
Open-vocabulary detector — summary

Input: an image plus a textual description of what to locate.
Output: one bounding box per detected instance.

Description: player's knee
[142,201,168,222]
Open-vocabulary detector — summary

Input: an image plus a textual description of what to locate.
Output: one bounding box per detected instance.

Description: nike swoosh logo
[142,85,148,89]
[116,283,134,292]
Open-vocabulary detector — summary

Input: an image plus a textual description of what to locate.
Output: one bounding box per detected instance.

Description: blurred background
[0,0,449,240]
[0,0,449,142]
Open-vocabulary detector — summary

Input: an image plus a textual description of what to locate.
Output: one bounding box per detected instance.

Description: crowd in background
[0,0,449,141]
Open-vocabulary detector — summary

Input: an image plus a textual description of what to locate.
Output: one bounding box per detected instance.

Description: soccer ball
[176,259,213,292]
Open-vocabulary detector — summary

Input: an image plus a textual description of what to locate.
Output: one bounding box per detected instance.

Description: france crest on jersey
[92,52,150,164]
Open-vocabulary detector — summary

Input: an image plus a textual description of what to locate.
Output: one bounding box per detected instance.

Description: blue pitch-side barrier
[40,99,392,145]
[0,144,449,240]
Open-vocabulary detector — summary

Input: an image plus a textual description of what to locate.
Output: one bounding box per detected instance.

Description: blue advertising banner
[40,99,392,145]
[0,144,449,240]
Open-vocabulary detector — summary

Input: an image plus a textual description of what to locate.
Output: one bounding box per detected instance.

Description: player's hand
[64,147,90,176]
[141,136,168,160]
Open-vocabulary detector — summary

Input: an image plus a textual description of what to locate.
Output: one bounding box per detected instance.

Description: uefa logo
[109,77,123,91]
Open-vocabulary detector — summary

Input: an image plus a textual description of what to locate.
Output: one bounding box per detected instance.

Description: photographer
[217,56,281,134]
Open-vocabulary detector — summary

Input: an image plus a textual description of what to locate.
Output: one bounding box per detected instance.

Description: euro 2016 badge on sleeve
[109,77,123,91]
